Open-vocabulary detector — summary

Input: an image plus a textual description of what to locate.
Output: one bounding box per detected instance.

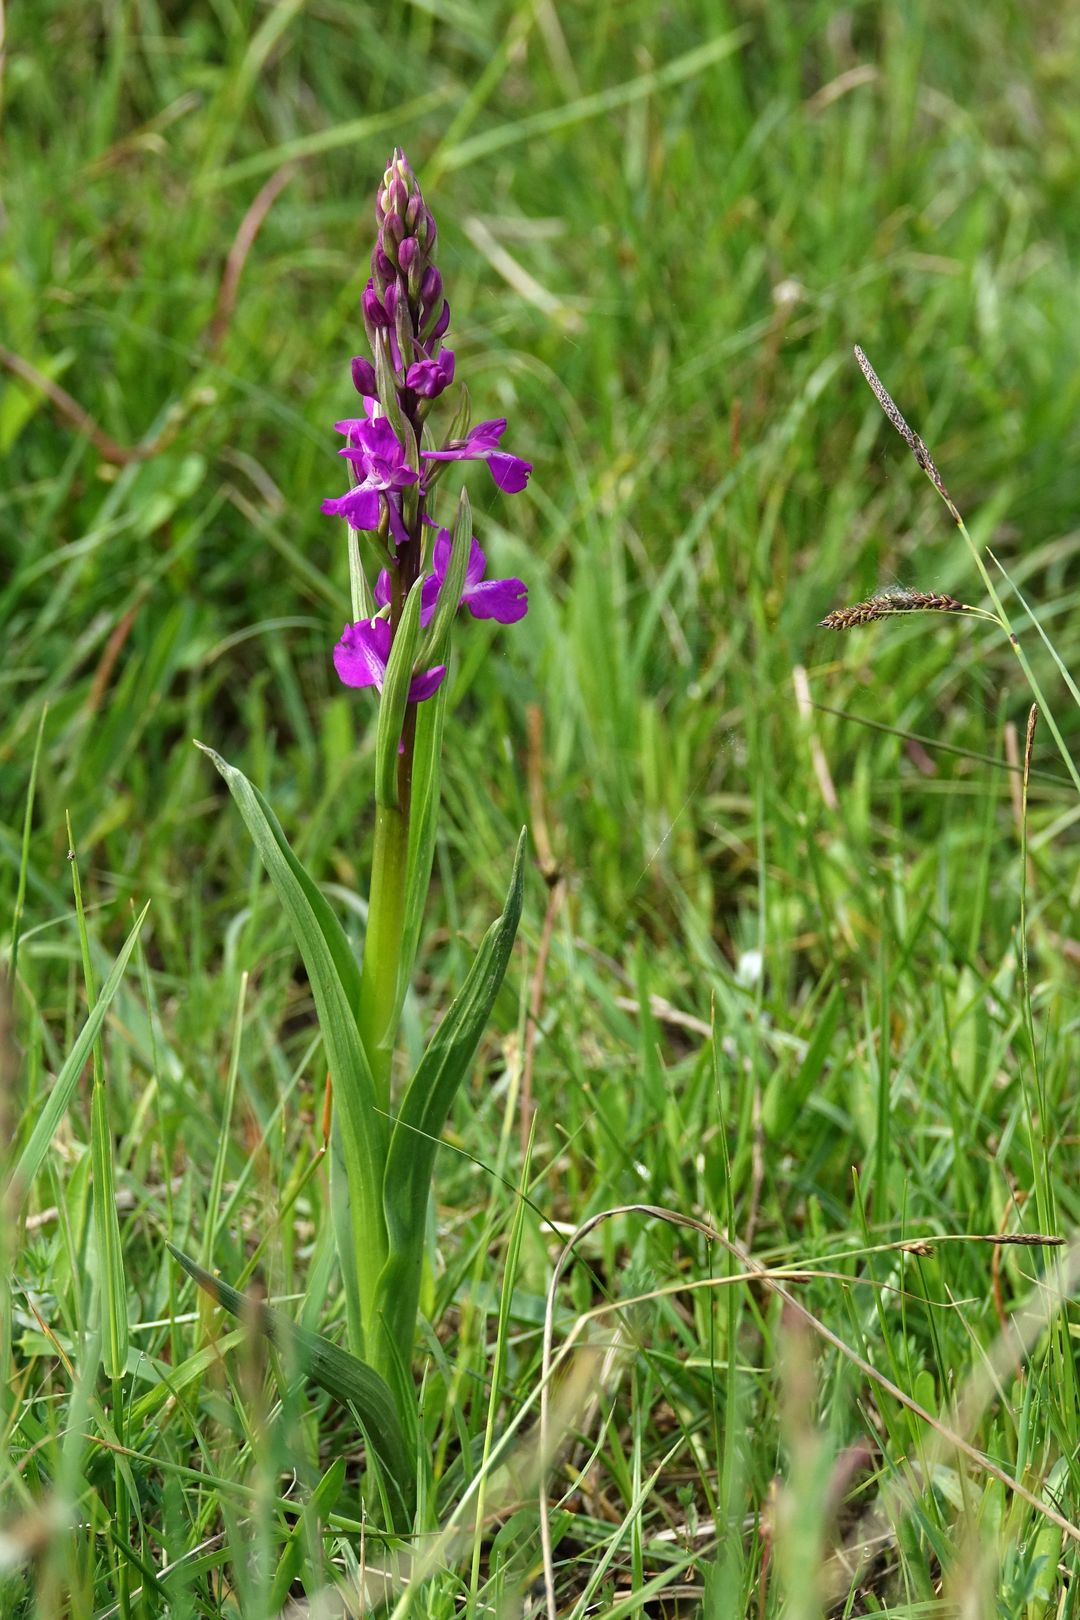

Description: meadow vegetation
[3,2,1080,1613]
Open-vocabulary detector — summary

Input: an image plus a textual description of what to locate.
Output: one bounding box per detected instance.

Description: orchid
[192,148,531,1534]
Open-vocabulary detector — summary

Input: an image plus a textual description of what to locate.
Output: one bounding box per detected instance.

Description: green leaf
[167,1245,413,1528]
[8,901,150,1207]
[422,487,471,664]
[195,744,387,1350]
[374,578,425,809]
[376,832,526,1356]
[399,676,447,1012]
[373,332,406,446]
[197,749,362,1010]
[763,985,844,1139]
[91,1080,129,1380]
[268,1455,346,1612]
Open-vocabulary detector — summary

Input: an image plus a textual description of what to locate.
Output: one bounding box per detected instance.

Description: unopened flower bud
[381,212,405,269]
[362,282,388,325]
[392,148,416,189]
[351,355,377,396]
[398,236,419,275]
[430,300,450,341]
[372,246,395,288]
[393,278,413,378]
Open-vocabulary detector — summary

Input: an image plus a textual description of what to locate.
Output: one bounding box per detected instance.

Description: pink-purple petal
[408,663,447,701]
[463,537,486,588]
[431,528,453,579]
[467,419,507,451]
[486,451,531,493]
[463,577,528,623]
[419,573,442,626]
[333,619,391,688]
[321,488,382,530]
[386,497,410,548]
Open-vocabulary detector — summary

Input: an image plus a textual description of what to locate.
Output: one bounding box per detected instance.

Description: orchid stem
[359,798,409,1105]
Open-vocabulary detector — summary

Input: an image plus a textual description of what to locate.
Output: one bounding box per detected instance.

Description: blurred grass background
[4,1,1080,1613]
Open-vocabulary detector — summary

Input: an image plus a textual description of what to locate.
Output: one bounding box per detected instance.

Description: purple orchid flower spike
[333,617,446,702]
[421,419,531,494]
[321,416,416,540]
[326,150,529,740]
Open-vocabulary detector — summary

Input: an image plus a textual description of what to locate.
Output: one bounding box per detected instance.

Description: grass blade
[167,1244,412,1527]
[8,901,150,1207]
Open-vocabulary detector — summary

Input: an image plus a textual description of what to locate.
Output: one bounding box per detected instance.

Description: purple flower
[373,567,441,627]
[333,617,446,702]
[421,419,531,494]
[434,530,528,622]
[321,416,416,534]
[406,349,455,399]
[373,531,527,628]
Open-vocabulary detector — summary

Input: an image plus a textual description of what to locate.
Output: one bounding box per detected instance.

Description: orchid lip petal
[486,452,531,493]
[333,619,390,688]
[463,578,528,623]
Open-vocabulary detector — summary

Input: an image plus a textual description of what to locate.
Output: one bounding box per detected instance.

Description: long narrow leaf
[377,833,526,1353]
[195,744,388,1343]
[91,1079,129,1380]
[9,901,150,1207]
[168,1245,412,1527]
[196,746,362,1010]
[399,676,448,1010]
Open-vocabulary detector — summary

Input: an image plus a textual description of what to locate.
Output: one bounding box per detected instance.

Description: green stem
[358,800,410,1106]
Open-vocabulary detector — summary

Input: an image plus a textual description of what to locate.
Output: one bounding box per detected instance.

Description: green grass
[4,0,1080,1613]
